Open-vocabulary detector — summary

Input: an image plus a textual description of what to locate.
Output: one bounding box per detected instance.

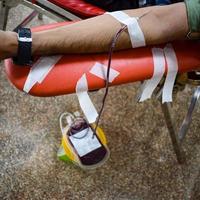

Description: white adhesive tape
[107,11,146,48]
[23,55,62,93]
[89,62,120,82]
[162,44,178,103]
[139,48,165,102]
[106,11,131,24]
[76,74,98,123]
[123,17,146,48]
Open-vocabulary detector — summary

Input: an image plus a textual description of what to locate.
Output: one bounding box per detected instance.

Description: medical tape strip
[89,62,120,82]
[106,11,131,23]
[139,48,165,102]
[23,55,62,93]
[76,73,98,124]
[162,44,178,103]
[106,11,146,48]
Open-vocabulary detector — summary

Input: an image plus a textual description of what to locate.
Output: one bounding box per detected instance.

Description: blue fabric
[85,0,181,11]
[155,0,171,4]
[85,0,139,11]
[145,0,171,5]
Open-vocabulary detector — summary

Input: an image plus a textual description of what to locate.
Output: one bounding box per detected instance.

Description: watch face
[18,28,32,42]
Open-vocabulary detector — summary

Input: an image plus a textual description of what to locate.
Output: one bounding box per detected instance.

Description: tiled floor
[0,4,200,200]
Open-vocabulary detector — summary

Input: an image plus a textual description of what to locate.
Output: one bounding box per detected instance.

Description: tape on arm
[106,11,146,48]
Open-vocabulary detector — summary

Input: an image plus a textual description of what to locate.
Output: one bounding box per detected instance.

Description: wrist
[0,31,18,60]
[32,32,41,55]
[5,31,18,58]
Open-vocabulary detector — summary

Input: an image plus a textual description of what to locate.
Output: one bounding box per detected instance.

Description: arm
[0,3,189,60]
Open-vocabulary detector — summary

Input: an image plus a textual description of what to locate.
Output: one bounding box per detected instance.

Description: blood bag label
[69,128,102,157]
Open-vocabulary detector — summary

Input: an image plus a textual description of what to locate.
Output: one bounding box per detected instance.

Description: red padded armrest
[5,22,200,97]
[34,0,105,18]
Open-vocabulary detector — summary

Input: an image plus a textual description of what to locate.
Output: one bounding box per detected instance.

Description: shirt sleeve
[185,0,200,33]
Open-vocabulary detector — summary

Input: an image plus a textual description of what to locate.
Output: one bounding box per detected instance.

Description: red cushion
[46,0,105,18]
[5,22,200,97]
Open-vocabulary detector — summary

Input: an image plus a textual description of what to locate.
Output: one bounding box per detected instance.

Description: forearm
[32,3,188,55]
[1,3,188,60]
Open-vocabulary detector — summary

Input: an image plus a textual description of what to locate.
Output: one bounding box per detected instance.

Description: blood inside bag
[68,119,107,165]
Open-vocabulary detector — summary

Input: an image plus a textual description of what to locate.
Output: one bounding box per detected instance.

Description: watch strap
[13,28,33,66]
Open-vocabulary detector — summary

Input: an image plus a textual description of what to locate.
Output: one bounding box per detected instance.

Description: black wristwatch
[13,28,33,66]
